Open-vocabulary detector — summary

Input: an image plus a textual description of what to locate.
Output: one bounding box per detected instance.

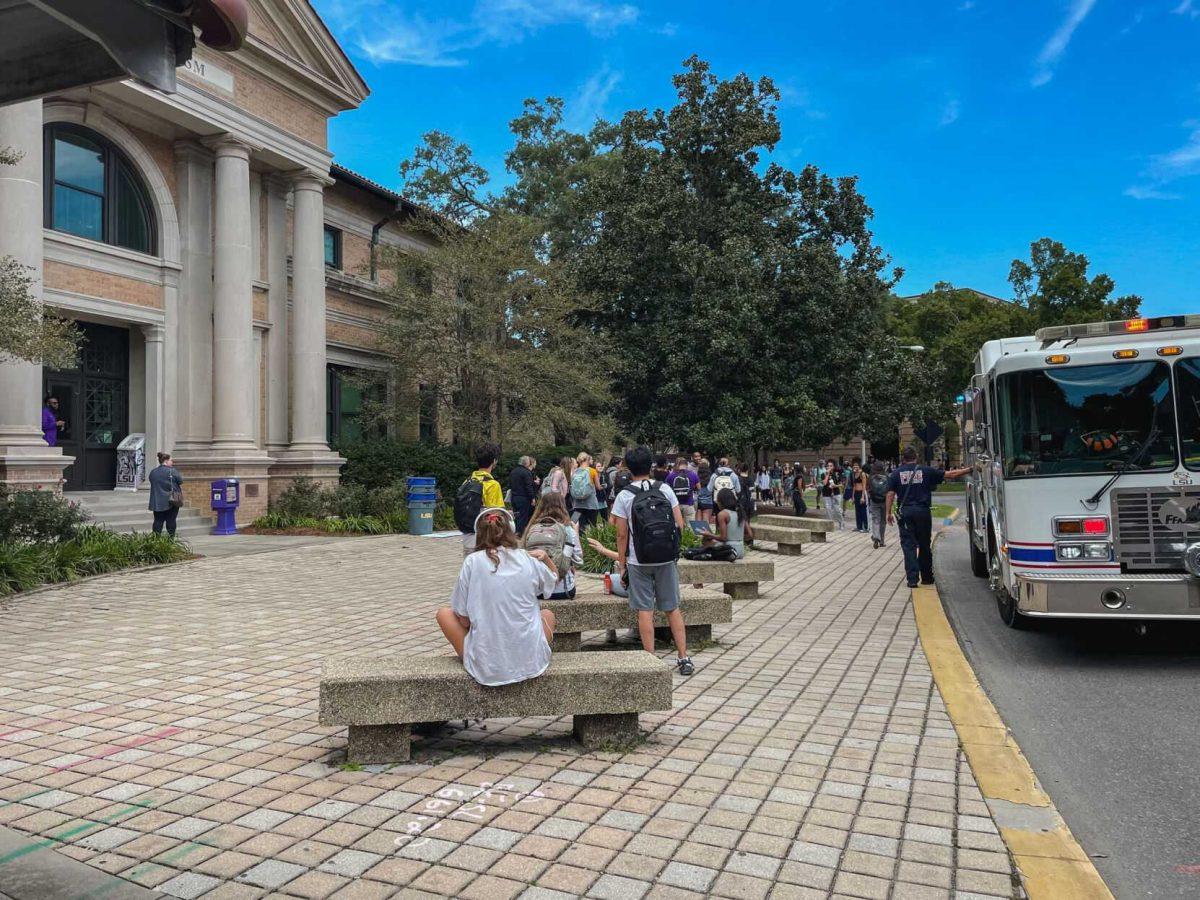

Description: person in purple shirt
[42,396,64,447]
[668,457,700,523]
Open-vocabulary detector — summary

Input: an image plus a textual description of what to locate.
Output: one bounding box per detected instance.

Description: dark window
[419,384,438,443]
[324,225,342,269]
[327,365,383,445]
[43,123,156,254]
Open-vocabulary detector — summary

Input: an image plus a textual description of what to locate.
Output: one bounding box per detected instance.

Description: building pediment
[238,0,369,114]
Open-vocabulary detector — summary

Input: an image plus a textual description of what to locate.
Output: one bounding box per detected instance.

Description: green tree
[1009,238,1141,329]
[0,147,78,368]
[378,133,612,451]
[892,283,1031,406]
[509,57,917,454]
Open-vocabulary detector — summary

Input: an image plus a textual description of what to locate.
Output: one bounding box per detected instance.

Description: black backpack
[683,543,738,563]
[628,481,680,564]
[612,469,632,497]
[868,473,889,504]
[454,474,492,533]
[671,472,692,502]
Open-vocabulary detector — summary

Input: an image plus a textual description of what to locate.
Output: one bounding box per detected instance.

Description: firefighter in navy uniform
[886,447,972,588]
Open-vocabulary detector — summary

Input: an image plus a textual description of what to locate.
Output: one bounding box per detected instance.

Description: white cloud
[566,65,622,131]
[1031,0,1097,87]
[1124,185,1182,200]
[317,0,640,66]
[939,98,961,126]
[1174,0,1199,19]
[1125,123,1200,199]
[958,1,976,10]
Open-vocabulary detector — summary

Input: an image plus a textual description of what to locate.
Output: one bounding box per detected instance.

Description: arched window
[43,123,156,255]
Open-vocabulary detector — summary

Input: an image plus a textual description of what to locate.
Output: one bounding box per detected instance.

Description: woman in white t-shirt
[435,508,559,687]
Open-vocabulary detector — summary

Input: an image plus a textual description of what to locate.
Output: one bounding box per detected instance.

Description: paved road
[934,523,1200,899]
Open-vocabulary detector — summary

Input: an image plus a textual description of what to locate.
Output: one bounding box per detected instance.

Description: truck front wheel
[989,534,1027,630]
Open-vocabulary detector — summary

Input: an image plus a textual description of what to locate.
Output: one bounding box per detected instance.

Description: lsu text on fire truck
[962,315,1200,628]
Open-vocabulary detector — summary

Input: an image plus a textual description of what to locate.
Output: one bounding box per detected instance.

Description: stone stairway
[64,491,214,538]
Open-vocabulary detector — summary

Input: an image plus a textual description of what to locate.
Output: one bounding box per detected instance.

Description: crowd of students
[440,444,920,693]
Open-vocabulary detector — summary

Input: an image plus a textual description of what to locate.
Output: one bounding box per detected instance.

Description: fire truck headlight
[1184,543,1200,578]
[1083,543,1111,560]
[1056,544,1083,560]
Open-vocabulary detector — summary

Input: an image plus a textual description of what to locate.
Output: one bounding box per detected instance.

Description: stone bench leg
[552,632,582,652]
[778,544,803,556]
[573,712,640,749]
[347,724,411,764]
[811,532,827,543]
[654,623,712,645]
[724,581,758,600]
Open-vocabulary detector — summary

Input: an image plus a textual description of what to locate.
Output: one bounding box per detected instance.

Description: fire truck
[962,315,1200,628]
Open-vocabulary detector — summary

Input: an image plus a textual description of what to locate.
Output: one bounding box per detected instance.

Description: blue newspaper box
[211,478,240,535]
[406,476,437,536]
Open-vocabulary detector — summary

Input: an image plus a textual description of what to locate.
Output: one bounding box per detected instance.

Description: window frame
[43,123,157,256]
[324,225,343,270]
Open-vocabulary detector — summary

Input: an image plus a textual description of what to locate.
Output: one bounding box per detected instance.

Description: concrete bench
[543,588,732,651]
[756,514,833,541]
[320,651,672,763]
[747,523,811,556]
[676,558,774,600]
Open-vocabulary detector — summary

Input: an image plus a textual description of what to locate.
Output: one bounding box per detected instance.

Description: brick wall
[44,261,164,309]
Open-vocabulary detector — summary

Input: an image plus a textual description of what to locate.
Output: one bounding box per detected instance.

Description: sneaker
[921,578,936,586]
[872,539,880,549]
[907,581,919,589]
[605,630,618,643]
[675,657,695,676]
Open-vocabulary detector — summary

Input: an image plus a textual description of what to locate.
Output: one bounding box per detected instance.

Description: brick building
[0,0,431,521]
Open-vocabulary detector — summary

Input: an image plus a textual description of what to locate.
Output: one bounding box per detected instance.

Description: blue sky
[313,0,1200,316]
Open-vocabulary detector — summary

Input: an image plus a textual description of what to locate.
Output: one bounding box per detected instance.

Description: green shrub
[338,439,474,494]
[272,479,329,518]
[580,520,697,573]
[0,488,90,543]
[0,529,189,597]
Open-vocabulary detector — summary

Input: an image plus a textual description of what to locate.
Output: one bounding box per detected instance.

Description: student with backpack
[522,493,582,599]
[436,508,559,687]
[695,461,714,524]
[595,456,613,523]
[867,461,890,548]
[454,444,506,556]
[611,445,694,676]
[570,452,602,529]
[707,457,740,497]
[669,457,699,522]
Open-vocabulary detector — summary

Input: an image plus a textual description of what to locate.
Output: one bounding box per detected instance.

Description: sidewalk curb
[911,583,1113,899]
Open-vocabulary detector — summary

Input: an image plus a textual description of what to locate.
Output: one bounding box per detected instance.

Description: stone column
[268,170,342,500]
[0,99,71,490]
[172,141,214,452]
[264,174,289,453]
[142,324,166,469]
[288,173,331,452]
[210,137,257,452]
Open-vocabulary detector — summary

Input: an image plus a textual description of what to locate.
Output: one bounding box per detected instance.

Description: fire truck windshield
[995,360,1177,477]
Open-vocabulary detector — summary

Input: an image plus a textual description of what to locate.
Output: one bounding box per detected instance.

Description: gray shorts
[626,563,680,613]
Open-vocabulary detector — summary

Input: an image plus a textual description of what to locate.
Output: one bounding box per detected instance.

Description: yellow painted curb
[911,584,1113,900]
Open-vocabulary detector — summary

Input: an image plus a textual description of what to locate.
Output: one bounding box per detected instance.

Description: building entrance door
[44,322,129,491]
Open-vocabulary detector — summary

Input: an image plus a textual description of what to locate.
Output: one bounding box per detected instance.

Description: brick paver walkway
[0,530,1021,899]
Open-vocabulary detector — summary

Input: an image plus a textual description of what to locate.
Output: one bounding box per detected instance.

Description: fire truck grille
[1112,487,1200,572]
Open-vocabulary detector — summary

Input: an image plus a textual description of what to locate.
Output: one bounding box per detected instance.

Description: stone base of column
[173,449,274,525]
[0,445,74,493]
[268,450,345,505]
